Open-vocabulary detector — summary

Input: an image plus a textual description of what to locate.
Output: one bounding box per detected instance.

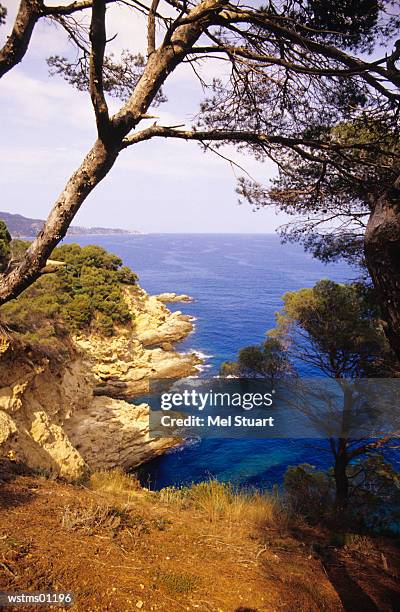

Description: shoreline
[0,284,201,480]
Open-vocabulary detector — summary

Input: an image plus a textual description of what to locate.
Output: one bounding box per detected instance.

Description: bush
[0,220,11,273]
[61,503,130,533]
[284,464,333,523]
[0,242,139,349]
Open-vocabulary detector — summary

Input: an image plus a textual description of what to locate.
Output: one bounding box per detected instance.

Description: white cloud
[1,69,94,129]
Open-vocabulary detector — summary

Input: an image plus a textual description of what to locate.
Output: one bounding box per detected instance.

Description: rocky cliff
[76,286,199,398]
[0,286,198,480]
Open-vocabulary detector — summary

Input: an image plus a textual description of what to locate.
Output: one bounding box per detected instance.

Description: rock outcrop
[0,285,198,480]
[156,292,193,303]
[0,347,91,480]
[74,286,199,397]
[65,396,178,472]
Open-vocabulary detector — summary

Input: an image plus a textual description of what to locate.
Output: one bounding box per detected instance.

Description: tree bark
[334,445,349,510]
[364,179,400,361]
[0,0,43,78]
[0,139,119,304]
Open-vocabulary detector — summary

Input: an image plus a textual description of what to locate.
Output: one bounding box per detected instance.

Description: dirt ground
[0,461,399,612]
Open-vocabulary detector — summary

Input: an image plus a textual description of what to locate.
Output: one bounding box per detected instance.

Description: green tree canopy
[220,338,289,382]
[271,279,394,378]
[0,243,138,350]
[0,220,11,273]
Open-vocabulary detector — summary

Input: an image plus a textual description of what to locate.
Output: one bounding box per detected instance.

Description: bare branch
[121,126,396,158]
[0,0,119,79]
[43,0,100,15]
[147,0,160,57]
[89,0,111,139]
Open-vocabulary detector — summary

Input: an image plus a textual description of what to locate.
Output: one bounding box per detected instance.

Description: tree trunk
[0,139,119,305]
[334,448,349,510]
[0,0,43,79]
[364,179,400,361]
[0,0,227,305]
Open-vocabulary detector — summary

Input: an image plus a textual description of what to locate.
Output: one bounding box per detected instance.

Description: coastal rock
[0,283,198,479]
[74,286,200,398]
[156,292,193,303]
[65,396,178,471]
[0,351,91,480]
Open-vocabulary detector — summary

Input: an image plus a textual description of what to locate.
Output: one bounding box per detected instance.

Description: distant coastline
[0,210,140,238]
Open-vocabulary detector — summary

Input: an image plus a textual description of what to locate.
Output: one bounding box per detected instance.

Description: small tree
[0,221,11,273]
[236,280,398,510]
[220,338,289,383]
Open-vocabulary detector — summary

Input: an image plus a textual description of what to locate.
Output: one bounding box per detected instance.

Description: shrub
[284,464,333,523]
[0,242,139,351]
[61,503,129,533]
[61,501,149,536]
[0,220,11,273]
[155,569,199,594]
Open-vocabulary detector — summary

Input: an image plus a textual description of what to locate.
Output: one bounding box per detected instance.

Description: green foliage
[245,116,400,268]
[219,337,289,381]
[305,0,380,49]
[284,464,333,524]
[10,239,31,260]
[284,456,400,532]
[0,220,11,273]
[237,346,266,377]
[219,360,239,377]
[155,569,199,594]
[348,454,400,532]
[0,243,139,352]
[273,279,393,377]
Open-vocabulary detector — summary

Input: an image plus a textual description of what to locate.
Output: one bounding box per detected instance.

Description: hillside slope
[0,211,138,237]
[0,462,399,611]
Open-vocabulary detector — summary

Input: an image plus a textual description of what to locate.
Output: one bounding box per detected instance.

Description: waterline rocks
[155,292,193,303]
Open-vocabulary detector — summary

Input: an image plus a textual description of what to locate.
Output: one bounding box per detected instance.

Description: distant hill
[0,211,139,238]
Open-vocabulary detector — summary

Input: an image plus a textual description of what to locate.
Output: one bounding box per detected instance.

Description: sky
[0,0,286,233]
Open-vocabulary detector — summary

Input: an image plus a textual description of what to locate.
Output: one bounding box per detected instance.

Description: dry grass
[89,467,140,500]
[343,533,376,555]
[2,466,398,612]
[158,479,287,532]
[61,503,126,533]
[61,500,150,539]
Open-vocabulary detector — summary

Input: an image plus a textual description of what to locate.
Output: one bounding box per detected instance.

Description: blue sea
[69,233,358,490]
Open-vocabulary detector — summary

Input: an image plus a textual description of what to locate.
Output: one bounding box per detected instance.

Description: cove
[71,233,354,490]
